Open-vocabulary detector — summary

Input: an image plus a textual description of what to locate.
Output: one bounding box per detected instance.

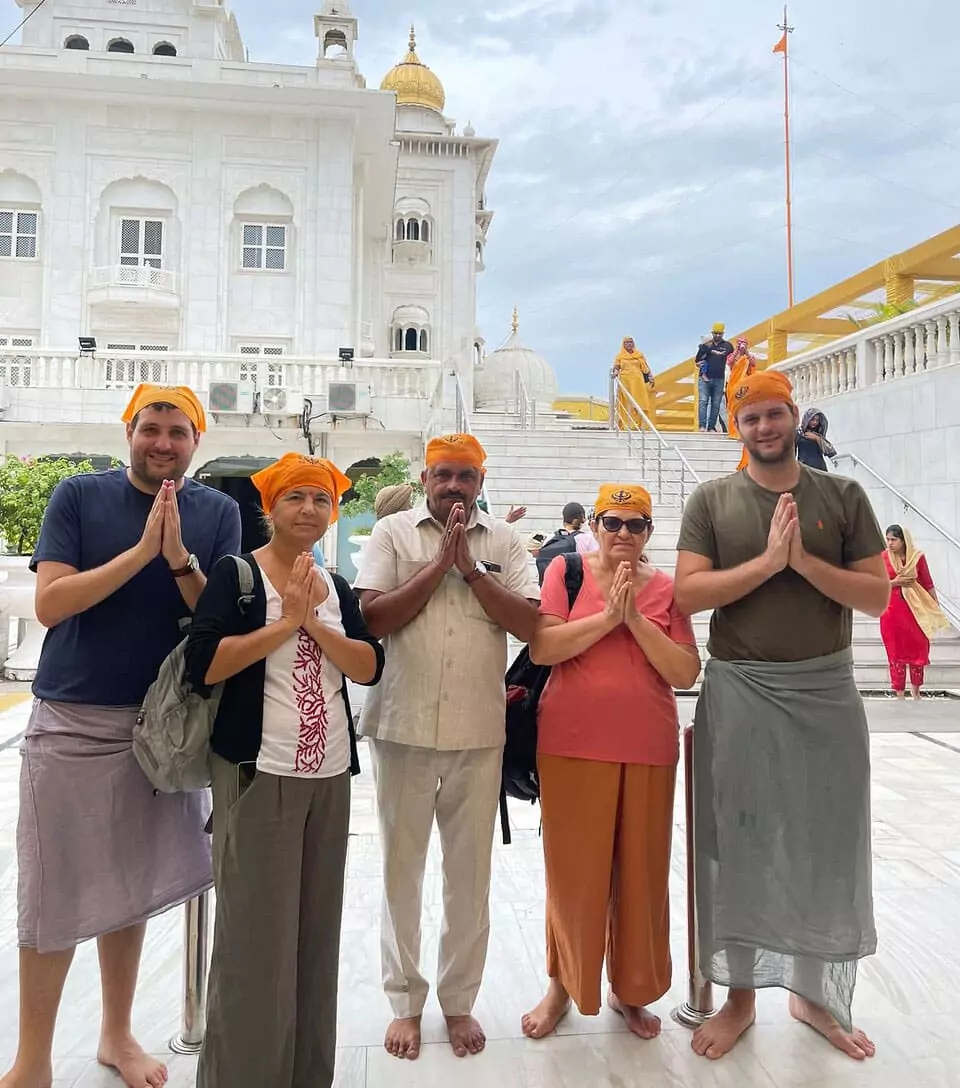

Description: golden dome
[380,26,446,114]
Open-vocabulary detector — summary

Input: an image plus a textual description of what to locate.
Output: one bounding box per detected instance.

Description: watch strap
[171,555,199,578]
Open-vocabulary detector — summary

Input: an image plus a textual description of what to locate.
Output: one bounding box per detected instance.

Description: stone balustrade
[0,348,441,403]
[777,295,960,404]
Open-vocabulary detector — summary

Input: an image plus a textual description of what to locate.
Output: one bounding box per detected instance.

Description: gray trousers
[198,760,351,1088]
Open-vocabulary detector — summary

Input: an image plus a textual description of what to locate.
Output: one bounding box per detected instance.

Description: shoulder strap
[230,555,256,612]
[561,551,583,609]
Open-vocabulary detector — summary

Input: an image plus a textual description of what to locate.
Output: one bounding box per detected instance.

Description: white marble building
[0,0,501,478]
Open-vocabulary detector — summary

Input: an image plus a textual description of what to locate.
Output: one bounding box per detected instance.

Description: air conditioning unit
[207,381,255,414]
[259,387,305,416]
[328,381,372,416]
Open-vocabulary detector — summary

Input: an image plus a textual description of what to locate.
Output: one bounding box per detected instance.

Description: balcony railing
[775,295,960,404]
[0,348,440,400]
[92,265,179,294]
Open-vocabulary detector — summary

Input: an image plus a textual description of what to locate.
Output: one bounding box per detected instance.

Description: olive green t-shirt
[676,467,885,662]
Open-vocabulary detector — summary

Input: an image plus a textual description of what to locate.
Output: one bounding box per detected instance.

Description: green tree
[340,451,423,520]
[0,456,97,555]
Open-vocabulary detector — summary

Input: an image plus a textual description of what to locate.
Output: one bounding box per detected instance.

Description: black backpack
[500,551,583,844]
[534,529,581,585]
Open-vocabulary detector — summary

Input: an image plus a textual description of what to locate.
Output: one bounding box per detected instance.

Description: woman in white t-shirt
[186,454,384,1088]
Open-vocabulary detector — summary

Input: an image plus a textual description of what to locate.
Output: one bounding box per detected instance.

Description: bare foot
[607,992,661,1039]
[0,1061,53,1088]
[384,1017,422,1061]
[789,995,876,1060]
[97,1035,167,1088]
[692,991,756,1060]
[445,1014,486,1057]
[911,688,922,701]
[522,980,571,1039]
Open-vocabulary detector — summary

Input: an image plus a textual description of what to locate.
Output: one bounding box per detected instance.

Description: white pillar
[949,311,960,367]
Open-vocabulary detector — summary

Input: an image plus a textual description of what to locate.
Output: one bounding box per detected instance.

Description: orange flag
[772,31,787,53]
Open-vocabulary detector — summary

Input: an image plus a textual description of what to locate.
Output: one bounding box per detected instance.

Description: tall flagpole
[777,7,795,307]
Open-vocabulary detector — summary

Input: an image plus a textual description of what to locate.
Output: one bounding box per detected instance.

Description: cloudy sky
[237,0,957,395]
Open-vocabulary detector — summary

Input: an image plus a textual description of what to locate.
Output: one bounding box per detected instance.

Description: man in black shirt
[695,323,734,432]
[534,502,586,583]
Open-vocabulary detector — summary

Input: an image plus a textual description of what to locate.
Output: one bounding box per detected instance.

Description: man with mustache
[355,434,540,1062]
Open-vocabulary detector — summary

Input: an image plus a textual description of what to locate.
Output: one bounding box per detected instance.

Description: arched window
[404,328,418,352]
[395,219,405,241]
[107,39,135,53]
[153,42,177,56]
[394,328,404,352]
[419,329,429,353]
[323,29,348,58]
[406,218,420,242]
[64,35,89,50]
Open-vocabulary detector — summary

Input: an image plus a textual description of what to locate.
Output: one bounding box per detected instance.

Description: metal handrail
[452,371,495,511]
[833,451,960,629]
[610,375,703,508]
[514,369,536,430]
[833,453,960,551]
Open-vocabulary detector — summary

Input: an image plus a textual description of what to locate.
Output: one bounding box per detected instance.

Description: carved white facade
[0,0,498,472]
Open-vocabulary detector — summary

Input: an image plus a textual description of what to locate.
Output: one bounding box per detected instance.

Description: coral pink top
[537,557,696,766]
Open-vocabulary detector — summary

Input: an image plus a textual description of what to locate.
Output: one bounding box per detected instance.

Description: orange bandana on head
[594,483,653,519]
[121,384,207,434]
[251,453,353,520]
[729,370,795,420]
[424,433,487,469]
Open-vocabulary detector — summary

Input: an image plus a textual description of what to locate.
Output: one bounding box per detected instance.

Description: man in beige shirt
[356,433,539,1062]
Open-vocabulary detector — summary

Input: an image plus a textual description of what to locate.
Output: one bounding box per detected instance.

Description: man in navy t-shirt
[5,385,240,1088]
[695,323,734,433]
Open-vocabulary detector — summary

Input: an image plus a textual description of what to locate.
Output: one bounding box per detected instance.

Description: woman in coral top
[521,484,701,1042]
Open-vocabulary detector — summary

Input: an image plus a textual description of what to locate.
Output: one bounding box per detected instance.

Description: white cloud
[230,0,960,393]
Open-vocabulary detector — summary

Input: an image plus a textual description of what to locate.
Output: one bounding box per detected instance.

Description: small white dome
[475,310,559,410]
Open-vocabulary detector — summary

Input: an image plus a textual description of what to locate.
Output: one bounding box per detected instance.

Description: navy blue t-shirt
[31,470,242,706]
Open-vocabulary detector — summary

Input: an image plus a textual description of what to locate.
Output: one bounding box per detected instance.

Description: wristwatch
[171,554,200,579]
[464,560,487,585]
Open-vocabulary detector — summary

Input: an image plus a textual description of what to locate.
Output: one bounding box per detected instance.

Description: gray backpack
[133,556,255,793]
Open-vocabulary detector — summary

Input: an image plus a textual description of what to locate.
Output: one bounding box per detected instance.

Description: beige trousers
[369,739,503,1019]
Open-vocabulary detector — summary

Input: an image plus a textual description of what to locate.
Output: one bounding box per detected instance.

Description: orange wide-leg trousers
[538,754,676,1015]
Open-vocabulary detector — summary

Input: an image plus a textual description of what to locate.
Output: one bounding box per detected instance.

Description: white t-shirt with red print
[257,565,351,779]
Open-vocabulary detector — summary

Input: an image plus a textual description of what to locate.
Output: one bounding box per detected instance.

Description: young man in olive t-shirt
[675,371,889,1065]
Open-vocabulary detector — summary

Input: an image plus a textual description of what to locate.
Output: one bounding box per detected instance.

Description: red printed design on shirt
[292,629,329,773]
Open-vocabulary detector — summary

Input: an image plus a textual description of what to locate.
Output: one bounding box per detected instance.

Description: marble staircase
[473,421,960,691]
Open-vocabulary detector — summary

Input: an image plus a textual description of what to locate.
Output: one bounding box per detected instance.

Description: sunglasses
[599,515,652,535]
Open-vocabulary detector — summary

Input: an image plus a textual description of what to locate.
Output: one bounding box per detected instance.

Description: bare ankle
[725,990,757,1012]
[0,1058,54,1088]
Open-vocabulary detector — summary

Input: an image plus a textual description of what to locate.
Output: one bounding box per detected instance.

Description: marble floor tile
[3,719,960,1086]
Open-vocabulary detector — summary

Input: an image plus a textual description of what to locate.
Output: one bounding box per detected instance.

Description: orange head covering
[251,453,352,521]
[594,483,653,519]
[121,384,206,434]
[424,433,486,469]
[729,370,795,420]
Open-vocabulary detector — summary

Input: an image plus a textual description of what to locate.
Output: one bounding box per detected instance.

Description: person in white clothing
[184,453,385,1088]
[355,433,540,1061]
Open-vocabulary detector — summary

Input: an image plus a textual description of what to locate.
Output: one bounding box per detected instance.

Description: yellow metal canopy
[652,224,960,431]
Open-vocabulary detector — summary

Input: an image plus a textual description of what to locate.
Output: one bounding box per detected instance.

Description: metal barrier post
[169,891,212,1054]
[672,724,715,1028]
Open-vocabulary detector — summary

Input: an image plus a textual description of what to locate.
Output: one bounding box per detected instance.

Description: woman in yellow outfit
[726,337,757,470]
[612,337,654,429]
